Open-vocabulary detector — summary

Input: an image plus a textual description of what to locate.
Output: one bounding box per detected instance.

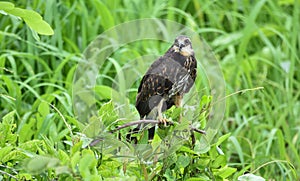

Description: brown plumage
[129,35,197,141]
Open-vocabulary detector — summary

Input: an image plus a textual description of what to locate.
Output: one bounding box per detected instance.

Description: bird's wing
[135,57,173,118]
[135,55,196,118]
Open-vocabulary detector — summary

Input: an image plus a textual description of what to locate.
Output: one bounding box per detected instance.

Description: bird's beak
[179,43,184,50]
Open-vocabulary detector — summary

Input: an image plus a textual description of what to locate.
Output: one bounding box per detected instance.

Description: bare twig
[90,119,206,146]
[110,119,206,135]
[211,86,264,106]
[190,127,206,135]
[110,119,174,133]
[0,170,17,180]
[47,102,73,136]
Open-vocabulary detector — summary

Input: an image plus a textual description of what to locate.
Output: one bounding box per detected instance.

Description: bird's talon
[158,118,168,127]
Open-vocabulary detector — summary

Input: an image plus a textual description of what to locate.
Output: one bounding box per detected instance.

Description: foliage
[0,0,299,180]
[0,99,237,180]
[0,1,54,36]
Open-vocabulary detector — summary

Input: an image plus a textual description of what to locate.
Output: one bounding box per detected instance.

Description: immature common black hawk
[130,35,197,141]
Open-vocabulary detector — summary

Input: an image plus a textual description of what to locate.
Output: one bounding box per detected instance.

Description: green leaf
[186,176,210,181]
[23,17,54,35]
[213,166,237,179]
[54,166,71,175]
[211,155,226,168]
[229,136,244,165]
[215,133,231,146]
[19,140,44,152]
[38,101,50,118]
[200,95,212,106]
[21,9,45,33]
[0,1,14,11]
[30,29,41,41]
[2,110,16,124]
[16,173,33,180]
[82,116,102,138]
[71,141,83,155]
[71,152,81,173]
[98,101,118,128]
[164,168,175,181]
[165,153,177,168]
[3,3,54,35]
[0,111,17,147]
[0,146,14,162]
[165,105,183,120]
[58,149,70,165]
[276,129,286,159]
[92,1,115,30]
[139,131,149,144]
[6,7,25,17]
[104,176,135,181]
[194,139,210,154]
[196,157,210,169]
[23,156,60,174]
[79,149,98,178]
[151,133,162,150]
[94,85,119,100]
[23,9,42,20]
[2,150,28,162]
[98,157,122,177]
[176,155,190,168]
[18,118,36,143]
[178,145,196,155]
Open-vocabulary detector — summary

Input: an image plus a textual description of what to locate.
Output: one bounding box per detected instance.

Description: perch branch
[110,119,206,135]
[110,119,174,133]
[90,119,206,146]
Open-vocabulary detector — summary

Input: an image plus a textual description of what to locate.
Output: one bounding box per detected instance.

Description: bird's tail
[126,119,156,143]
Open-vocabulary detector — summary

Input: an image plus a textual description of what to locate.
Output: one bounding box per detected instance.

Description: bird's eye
[174,39,179,45]
[184,39,190,45]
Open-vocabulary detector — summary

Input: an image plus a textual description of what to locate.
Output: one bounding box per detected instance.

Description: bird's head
[172,35,194,57]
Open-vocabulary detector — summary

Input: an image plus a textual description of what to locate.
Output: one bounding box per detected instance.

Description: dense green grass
[0,0,299,180]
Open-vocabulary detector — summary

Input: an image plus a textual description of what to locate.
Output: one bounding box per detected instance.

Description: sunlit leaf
[23,17,54,35]
[0,1,14,11]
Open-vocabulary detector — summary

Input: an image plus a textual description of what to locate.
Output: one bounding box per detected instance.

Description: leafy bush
[0,0,299,180]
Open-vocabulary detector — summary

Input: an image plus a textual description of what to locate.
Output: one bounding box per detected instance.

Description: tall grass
[1,0,299,179]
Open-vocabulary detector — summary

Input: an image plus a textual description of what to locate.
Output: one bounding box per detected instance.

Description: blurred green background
[0,0,299,180]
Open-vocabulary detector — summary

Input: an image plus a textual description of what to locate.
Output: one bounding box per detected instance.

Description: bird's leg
[157,98,168,126]
[175,95,183,123]
[158,108,168,127]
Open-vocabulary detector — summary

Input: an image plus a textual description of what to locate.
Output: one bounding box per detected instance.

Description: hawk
[129,35,197,141]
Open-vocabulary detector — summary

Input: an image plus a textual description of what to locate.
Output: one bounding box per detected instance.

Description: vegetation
[0,0,299,180]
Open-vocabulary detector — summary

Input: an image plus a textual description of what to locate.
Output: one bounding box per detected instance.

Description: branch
[110,119,206,135]
[90,119,206,146]
[0,170,17,180]
[190,127,206,135]
[110,119,174,133]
